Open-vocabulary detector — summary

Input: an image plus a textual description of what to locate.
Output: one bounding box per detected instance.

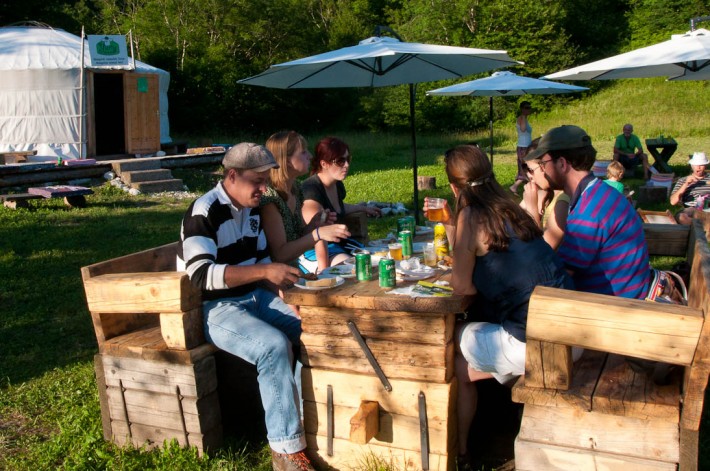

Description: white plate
[397,269,436,281]
[321,264,355,278]
[294,276,345,290]
[396,261,436,280]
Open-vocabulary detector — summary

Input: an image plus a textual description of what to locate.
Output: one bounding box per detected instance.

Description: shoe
[271,449,315,471]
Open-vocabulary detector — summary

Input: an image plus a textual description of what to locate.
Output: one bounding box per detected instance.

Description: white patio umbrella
[238,28,520,222]
[543,28,710,81]
[427,71,588,163]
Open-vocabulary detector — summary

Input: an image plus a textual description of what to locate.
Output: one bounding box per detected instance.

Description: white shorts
[458,322,526,385]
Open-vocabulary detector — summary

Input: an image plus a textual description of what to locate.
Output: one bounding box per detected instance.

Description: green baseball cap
[524,125,592,161]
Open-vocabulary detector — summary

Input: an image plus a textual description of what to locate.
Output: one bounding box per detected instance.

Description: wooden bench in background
[512,218,710,470]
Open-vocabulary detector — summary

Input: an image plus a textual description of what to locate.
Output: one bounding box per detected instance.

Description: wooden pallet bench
[82,243,225,455]
[1,192,44,209]
[512,217,710,471]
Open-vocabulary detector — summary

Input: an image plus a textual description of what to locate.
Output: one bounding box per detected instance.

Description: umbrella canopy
[427,71,587,161]
[544,28,710,81]
[238,32,520,221]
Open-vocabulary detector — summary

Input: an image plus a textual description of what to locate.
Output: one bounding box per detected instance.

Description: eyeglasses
[331,155,351,167]
[526,158,553,173]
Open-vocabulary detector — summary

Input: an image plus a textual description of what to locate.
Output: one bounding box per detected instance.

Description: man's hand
[263,263,302,289]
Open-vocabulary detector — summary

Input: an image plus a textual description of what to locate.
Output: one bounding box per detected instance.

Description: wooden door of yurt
[123,73,160,155]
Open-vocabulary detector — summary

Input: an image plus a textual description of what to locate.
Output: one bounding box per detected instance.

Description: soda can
[354,250,372,281]
[397,217,410,235]
[379,258,396,289]
[434,223,449,261]
[398,230,413,259]
[405,215,416,237]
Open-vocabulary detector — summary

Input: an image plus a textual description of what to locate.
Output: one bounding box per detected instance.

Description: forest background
[1,0,709,138]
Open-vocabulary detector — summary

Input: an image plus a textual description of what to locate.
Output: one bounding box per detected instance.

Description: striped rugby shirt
[558,176,650,299]
[177,182,271,301]
[671,173,710,206]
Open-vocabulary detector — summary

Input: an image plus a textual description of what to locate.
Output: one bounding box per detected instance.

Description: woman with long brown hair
[424,144,572,467]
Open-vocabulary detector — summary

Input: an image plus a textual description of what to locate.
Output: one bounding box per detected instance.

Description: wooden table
[645,138,678,173]
[284,268,472,471]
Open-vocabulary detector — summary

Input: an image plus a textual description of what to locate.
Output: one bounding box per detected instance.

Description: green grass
[2,78,710,470]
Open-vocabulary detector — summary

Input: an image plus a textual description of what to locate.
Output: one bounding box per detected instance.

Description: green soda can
[398,230,413,259]
[354,250,372,281]
[405,215,416,237]
[397,217,409,235]
[379,258,396,289]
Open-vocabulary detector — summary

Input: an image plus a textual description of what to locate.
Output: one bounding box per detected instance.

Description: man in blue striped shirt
[525,125,650,299]
[178,143,315,471]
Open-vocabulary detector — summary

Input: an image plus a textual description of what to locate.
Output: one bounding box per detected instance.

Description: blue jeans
[202,287,305,454]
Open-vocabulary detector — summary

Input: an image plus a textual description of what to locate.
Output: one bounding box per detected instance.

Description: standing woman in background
[509,101,533,195]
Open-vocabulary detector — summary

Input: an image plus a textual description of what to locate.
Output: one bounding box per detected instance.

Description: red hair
[310,137,350,175]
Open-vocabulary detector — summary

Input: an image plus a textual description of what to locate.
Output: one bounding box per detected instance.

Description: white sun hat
[688,152,709,166]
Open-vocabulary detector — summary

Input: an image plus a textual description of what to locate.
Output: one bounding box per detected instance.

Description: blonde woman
[260,131,350,267]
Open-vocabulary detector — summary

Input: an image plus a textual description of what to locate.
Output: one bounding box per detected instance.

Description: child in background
[604,161,625,193]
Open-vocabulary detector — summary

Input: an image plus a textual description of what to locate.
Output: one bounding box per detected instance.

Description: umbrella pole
[409,83,420,225]
[489,97,494,165]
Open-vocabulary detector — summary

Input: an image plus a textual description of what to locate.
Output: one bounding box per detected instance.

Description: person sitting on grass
[604,160,625,193]
[178,143,315,471]
[613,123,650,180]
[670,152,710,225]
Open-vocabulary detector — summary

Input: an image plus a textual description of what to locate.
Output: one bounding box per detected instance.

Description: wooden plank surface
[517,403,679,463]
[305,433,454,471]
[81,242,178,279]
[527,286,703,365]
[299,306,454,345]
[284,272,472,314]
[93,354,113,441]
[160,309,205,350]
[514,438,676,471]
[99,327,217,364]
[90,311,160,345]
[101,353,218,398]
[300,332,453,383]
[303,400,451,455]
[301,368,455,423]
[592,354,680,422]
[513,349,606,411]
[84,271,201,313]
[110,421,222,455]
[105,387,221,432]
[643,222,689,256]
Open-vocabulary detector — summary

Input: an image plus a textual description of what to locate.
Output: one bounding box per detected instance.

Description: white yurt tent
[0,24,171,161]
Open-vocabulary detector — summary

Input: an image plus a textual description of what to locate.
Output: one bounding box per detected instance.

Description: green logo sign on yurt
[87,34,129,66]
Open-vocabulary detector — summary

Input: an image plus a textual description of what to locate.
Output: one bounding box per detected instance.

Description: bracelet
[315,227,321,241]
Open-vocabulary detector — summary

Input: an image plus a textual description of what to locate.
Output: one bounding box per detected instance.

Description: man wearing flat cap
[670,152,710,225]
[524,125,650,299]
[178,143,315,471]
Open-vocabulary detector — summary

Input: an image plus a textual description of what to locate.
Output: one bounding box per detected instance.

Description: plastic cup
[423,243,437,267]
[388,243,403,261]
[427,198,446,222]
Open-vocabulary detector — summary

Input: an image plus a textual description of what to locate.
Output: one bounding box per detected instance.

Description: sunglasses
[331,155,351,167]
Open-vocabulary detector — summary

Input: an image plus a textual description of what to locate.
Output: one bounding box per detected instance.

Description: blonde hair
[265,130,308,199]
[607,161,625,180]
